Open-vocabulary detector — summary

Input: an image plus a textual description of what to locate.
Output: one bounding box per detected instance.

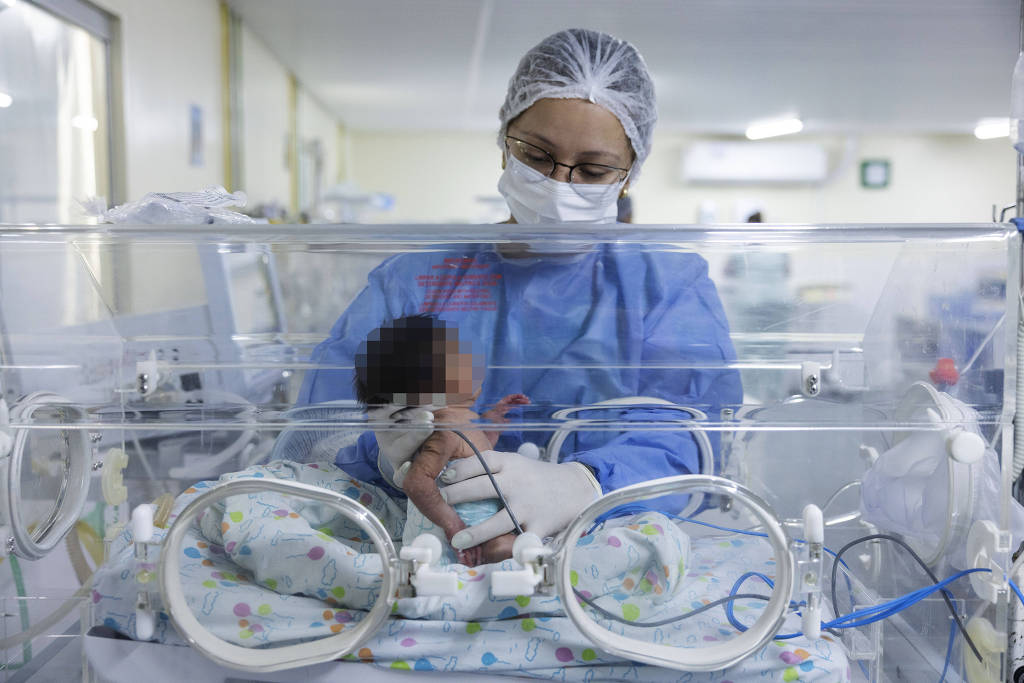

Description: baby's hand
[482,393,530,422]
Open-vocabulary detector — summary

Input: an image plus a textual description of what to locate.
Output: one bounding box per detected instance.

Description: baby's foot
[457,546,483,567]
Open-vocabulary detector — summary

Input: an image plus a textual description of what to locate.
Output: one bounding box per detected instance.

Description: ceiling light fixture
[71,115,98,132]
[0,92,11,108]
[974,118,1010,140]
[745,117,804,140]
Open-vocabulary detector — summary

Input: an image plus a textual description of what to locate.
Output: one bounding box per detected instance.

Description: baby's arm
[481,393,530,447]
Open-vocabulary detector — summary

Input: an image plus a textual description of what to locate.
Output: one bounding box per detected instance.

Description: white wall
[348,130,503,223]
[297,88,337,212]
[637,132,1016,224]
[346,128,1016,225]
[239,24,290,211]
[92,0,224,201]
[82,2,346,313]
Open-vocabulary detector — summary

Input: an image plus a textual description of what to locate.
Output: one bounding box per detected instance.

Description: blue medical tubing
[724,572,775,632]
[938,602,958,683]
[1011,577,1024,606]
[582,502,994,670]
[762,568,988,641]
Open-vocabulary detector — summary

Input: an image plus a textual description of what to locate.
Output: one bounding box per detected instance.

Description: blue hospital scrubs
[297,244,742,497]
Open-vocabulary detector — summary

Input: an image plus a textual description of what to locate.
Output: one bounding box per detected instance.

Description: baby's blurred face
[443,346,480,407]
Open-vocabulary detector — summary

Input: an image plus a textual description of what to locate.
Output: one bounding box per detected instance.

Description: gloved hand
[440,450,602,550]
[367,405,435,487]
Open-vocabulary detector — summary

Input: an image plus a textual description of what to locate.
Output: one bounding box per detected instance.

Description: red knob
[929,358,959,386]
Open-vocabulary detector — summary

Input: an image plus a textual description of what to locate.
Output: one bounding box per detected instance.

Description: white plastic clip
[136,351,161,397]
[102,448,129,506]
[399,534,457,596]
[135,604,156,641]
[967,520,1002,603]
[800,504,824,640]
[859,444,879,466]
[923,407,985,464]
[491,532,548,597]
[946,429,985,464]
[801,361,821,397]
[132,504,155,544]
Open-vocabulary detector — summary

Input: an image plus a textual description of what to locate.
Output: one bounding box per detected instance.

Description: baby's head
[354,314,483,408]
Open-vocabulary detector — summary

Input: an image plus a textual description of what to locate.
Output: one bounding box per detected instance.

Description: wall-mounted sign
[860,159,890,189]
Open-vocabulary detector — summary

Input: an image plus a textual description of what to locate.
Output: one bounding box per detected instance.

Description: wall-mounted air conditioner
[681,141,828,184]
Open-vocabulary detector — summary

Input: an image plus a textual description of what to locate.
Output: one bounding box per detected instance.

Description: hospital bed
[0,222,1019,682]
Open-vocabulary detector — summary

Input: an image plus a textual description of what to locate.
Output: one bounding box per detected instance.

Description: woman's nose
[550,163,573,183]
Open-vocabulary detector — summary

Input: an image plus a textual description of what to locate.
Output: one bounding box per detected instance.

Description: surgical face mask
[497,154,625,227]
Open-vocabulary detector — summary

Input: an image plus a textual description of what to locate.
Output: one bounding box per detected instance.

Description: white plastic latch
[859,444,879,466]
[398,534,457,596]
[798,504,824,640]
[967,520,1002,603]
[132,504,155,544]
[516,442,542,460]
[135,604,156,641]
[946,429,985,464]
[923,407,986,464]
[102,448,129,506]
[801,361,821,397]
[136,351,161,397]
[491,532,550,597]
[963,616,1004,683]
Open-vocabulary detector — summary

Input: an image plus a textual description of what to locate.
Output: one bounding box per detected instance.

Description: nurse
[298,28,742,551]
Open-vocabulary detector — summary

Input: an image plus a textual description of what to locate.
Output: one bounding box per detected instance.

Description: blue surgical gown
[297,244,742,498]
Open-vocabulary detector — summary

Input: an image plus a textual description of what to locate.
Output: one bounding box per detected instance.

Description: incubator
[0,222,1020,682]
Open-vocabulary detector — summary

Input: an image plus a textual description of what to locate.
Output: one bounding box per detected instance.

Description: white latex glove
[367,405,434,487]
[440,450,602,550]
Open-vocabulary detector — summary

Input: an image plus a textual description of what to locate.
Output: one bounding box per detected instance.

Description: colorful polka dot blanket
[92,460,851,681]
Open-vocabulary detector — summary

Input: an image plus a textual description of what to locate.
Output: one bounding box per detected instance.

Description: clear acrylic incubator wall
[0,222,1020,683]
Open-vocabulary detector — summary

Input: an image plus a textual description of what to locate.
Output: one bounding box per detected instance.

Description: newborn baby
[355,314,527,566]
[404,395,527,566]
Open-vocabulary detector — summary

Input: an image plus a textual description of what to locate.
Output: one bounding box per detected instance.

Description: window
[0,0,115,223]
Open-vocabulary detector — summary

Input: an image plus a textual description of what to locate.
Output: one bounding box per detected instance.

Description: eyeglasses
[504,136,630,186]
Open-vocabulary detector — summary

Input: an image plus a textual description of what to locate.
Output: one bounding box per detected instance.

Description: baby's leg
[480,533,517,564]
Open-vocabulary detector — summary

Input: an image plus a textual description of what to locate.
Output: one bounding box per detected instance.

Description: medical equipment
[0,222,1020,682]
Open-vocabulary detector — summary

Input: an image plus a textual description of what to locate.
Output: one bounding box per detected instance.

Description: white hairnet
[498,28,657,176]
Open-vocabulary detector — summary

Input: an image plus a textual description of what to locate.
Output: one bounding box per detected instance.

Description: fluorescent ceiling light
[0,0,17,8]
[71,115,98,132]
[974,118,1009,140]
[745,117,804,140]
[0,92,11,108]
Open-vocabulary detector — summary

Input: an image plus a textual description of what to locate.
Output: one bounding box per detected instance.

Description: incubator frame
[158,478,400,673]
[3,392,92,560]
[556,474,794,672]
[545,397,713,518]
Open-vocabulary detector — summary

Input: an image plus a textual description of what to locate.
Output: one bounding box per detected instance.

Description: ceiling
[228,0,1022,135]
